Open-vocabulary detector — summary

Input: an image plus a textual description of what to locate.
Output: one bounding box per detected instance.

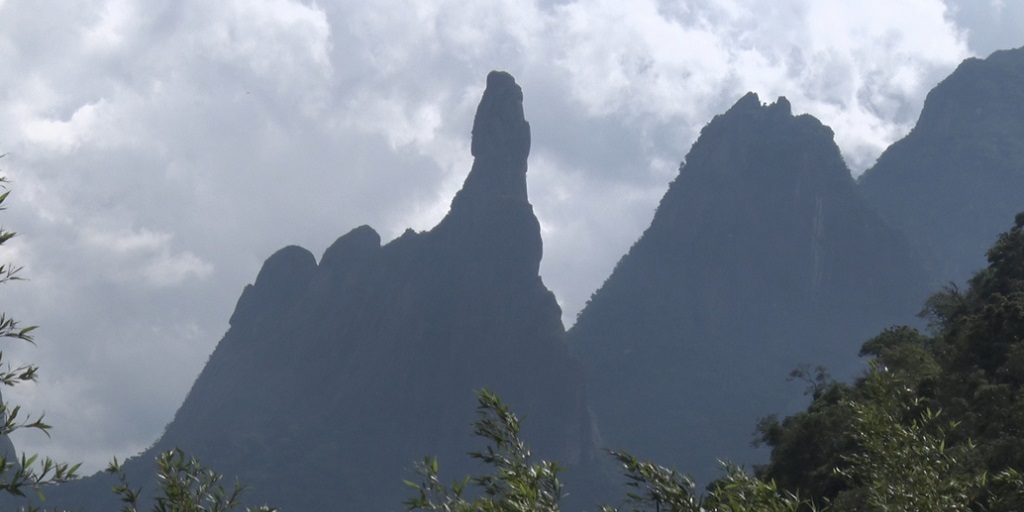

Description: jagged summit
[772,95,792,115]
[726,92,792,117]
[692,92,839,179]
[644,91,855,249]
[733,90,761,109]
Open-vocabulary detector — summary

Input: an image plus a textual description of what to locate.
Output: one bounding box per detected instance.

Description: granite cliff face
[859,47,1024,285]
[37,71,600,511]
[569,93,930,484]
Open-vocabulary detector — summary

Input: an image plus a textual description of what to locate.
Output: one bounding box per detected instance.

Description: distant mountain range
[16,47,1024,510]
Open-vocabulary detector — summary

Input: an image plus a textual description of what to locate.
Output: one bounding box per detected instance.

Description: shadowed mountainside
[859,46,1024,286]
[32,71,604,511]
[569,93,931,485]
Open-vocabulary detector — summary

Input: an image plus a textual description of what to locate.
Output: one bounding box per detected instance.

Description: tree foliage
[410,374,1024,512]
[830,364,981,511]
[404,388,563,512]
[0,172,81,504]
[404,390,815,512]
[107,449,277,512]
[757,212,1024,511]
[599,451,810,512]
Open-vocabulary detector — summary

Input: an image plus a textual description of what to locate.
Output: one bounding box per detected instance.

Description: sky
[0,0,1021,474]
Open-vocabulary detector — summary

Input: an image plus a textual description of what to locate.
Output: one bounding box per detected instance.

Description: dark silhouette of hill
[859,47,1024,286]
[568,93,931,485]
[30,71,603,511]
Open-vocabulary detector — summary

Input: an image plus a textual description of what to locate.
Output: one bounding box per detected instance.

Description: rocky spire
[449,71,531,212]
[438,71,542,280]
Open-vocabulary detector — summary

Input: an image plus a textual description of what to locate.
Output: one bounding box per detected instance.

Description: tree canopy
[757,212,1024,511]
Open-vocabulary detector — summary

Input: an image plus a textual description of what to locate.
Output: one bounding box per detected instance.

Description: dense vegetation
[756,212,1024,510]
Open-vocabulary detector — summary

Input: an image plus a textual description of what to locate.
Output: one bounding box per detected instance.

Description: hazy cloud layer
[0,0,1016,471]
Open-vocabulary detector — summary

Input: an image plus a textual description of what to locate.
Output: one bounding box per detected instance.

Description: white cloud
[542,0,969,171]
[82,226,172,254]
[82,0,138,53]
[80,226,214,286]
[192,0,332,82]
[142,251,212,287]
[943,0,1024,55]
[22,101,109,152]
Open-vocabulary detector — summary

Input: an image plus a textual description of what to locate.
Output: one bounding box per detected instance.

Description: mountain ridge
[26,70,604,512]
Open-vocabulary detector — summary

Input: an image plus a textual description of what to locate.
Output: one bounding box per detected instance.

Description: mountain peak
[471,71,530,163]
[571,92,928,484]
[770,96,792,116]
[732,91,761,112]
[683,93,845,190]
[451,71,531,210]
[725,92,792,118]
[228,245,316,328]
[438,71,543,279]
